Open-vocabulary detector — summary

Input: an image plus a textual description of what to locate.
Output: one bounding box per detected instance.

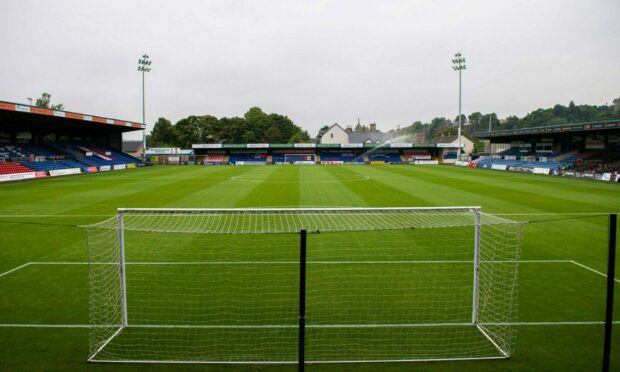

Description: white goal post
[86,207,521,364]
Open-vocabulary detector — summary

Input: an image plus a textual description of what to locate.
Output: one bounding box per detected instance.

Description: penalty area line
[0,215,113,218]
[0,262,31,278]
[0,324,91,328]
[570,260,620,284]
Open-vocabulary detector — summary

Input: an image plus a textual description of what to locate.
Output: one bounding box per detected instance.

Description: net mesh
[86,208,521,363]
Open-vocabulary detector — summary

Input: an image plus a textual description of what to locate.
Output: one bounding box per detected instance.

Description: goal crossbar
[85,206,520,235]
[116,206,482,213]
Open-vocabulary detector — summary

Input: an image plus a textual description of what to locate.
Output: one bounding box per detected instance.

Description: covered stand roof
[0,100,145,133]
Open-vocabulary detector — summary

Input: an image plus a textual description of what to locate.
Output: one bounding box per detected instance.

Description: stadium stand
[203,153,225,164]
[403,150,432,161]
[0,141,142,179]
[0,100,145,182]
[567,153,620,174]
[475,157,574,172]
[46,143,141,168]
[229,153,267,165]
[0,162,34,175]
[271,153,285,164]
[368,153,402,164]
[443,151,458,160]
[496,148,522,157]
[471,120,620,180]
[272,153,315,164]
[319,152,356,163]
[21,160,86,172]
[0,144,62,160]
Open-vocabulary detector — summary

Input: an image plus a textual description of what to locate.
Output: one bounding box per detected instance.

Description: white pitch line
[570,260,620,284]
[25,259,571,266]
[2,321,619,329]
[29,262,89,265]
[493,213,613,216]
[0,215,112,218]
[0,324,92,328]
[2,213,608,218]
[0,262,31,278]
[483,321,620,326]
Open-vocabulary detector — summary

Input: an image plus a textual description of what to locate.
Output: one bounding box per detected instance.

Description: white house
[320,123,350,144]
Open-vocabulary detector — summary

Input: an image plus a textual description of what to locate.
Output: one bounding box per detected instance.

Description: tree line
[400,101,619,141]
[499,101,617,130]
[148,107,311,148]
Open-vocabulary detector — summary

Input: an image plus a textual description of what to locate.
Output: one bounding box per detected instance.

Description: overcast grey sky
[1,0,619,140]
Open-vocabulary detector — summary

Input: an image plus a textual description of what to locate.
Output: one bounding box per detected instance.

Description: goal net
[86,207,521,364]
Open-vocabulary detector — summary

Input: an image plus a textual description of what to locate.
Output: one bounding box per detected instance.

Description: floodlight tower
[138,54,152,161]
[452,53,466,160]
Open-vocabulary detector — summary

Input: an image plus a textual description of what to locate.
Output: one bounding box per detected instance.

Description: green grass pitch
[0,164,619,371]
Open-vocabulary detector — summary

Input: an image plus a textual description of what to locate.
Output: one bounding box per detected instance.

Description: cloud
[1,0,619,141]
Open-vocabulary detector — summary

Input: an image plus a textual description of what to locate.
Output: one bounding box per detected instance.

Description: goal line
[3,320,619,329]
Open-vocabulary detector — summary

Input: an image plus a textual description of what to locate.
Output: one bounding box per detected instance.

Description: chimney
[370,123,377,132]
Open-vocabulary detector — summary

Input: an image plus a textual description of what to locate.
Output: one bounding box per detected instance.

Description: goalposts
[86,207,521,364]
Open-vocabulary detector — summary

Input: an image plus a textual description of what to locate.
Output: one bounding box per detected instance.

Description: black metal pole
[299,229,307,372]
[603,213,616,372]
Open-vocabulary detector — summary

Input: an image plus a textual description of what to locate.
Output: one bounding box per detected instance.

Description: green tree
[244,107,270,137]
[242,130,257,143]
[454,114,467,125]
[149,117,176,146]
[473,113,499,133]
[502,115,521,129]
[143,106,311,146]
[268,113,297,142]
[436,126,457,137]
[468,112,482,129]
[218,117,247,143]
[174,115,210,148]
[428,117,452,139]
[289,130,311,143]
[263,125,283,143]
[35,92,64,110]
[411,121,424,132]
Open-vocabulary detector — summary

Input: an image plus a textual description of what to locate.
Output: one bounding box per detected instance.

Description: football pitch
[0,164,619,371]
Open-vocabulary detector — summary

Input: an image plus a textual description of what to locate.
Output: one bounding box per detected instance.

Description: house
[320,121,400,144]
[320,123,350,144]
[122,141,144,158]
[434,135,474,163]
